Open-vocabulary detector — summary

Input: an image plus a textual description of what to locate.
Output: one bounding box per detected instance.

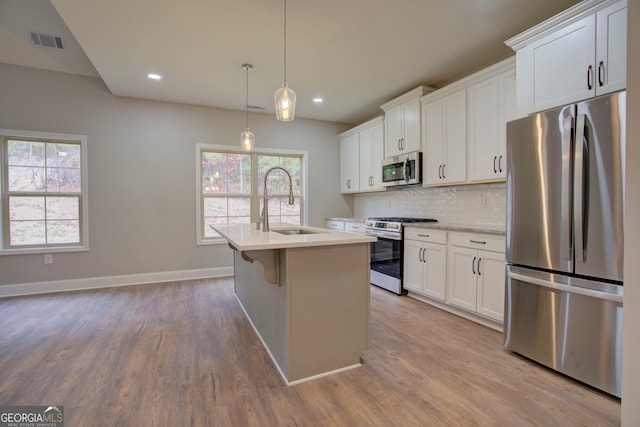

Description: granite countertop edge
[406,222,506,235]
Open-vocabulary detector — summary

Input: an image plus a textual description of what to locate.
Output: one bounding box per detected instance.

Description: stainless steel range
[365,217,437,294]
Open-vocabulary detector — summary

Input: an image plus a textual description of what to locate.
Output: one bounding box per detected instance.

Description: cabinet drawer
[345,222,366,234]
[404,227,447,244]
[449,232,504,252]
[326,220,345,231]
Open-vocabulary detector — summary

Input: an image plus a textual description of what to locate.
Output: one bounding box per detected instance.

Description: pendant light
[240,64,255,152]
[274,0,296,121]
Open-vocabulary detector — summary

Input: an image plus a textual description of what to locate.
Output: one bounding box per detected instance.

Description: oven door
[367,231,405,294]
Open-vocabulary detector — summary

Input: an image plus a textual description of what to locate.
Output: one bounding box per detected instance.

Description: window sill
[0,245,89,256]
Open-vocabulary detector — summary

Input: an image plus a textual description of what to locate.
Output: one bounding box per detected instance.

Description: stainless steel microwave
[382,151,422,188]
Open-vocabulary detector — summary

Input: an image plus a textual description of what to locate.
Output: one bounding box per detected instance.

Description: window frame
[196,143,308,245]
[0,129,89,255]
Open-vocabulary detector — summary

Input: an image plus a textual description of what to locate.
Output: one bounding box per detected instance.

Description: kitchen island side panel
[233,250,289,379]
[285,243,370,381]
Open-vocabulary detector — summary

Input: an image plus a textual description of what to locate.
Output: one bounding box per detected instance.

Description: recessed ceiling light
[312,97,323,104]
[147,73,162,80]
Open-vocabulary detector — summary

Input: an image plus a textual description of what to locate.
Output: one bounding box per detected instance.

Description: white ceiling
[0,0,580,125]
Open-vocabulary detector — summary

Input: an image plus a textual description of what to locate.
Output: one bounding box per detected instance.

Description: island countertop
[212,223,376,251]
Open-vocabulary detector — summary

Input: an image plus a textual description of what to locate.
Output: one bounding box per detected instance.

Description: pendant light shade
[241,64,255,152]
[275,0,296,121]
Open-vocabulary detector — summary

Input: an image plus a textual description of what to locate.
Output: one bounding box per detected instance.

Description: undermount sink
[272,228,319,236]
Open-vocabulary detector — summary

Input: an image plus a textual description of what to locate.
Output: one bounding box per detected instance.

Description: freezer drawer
[503,266,623,397]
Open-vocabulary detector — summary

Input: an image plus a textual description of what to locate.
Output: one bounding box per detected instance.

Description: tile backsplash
[354,183,506,227]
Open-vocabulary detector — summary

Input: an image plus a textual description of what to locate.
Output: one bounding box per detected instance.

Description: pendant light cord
[283,0,287,83]
[245,66,249,127]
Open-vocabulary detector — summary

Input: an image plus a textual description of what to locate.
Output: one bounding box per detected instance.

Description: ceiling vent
[30,32,65,50]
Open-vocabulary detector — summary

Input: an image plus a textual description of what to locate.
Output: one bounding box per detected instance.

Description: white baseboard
[0,266,234,298]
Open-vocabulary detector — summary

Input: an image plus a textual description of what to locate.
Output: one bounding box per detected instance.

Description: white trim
[195,143,309,244]
[0,128,89,254]
[504,0,620,50]
[0,266,233,298]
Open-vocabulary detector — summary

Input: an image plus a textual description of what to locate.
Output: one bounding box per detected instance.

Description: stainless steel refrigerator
[504,91,625,397]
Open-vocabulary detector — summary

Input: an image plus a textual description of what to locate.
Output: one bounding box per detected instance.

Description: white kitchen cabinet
[325,220,345,231]
[381,86,433,157]
[359,119,384,191]
[339,116,385,194]
[403,228,447,301]
[467,68,517,183]
[423,89,467,186]
[339,133,360,193]
[344,221,366,234]
[506,0,626,115]
[447,232,505,322]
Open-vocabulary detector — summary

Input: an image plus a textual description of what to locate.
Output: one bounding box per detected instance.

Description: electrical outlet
[44,254,53,265]
[479,197,486,208]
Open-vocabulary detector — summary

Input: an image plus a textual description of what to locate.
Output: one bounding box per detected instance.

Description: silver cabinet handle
[418,233,430,238]
[587,64,593,90]
[442,164,446,179]
[498,155,503,173]
[472,256,476,274]
[347,179,351,189]
[493,156,497,173]
[418,247,423,263]
[470,240,486,244]
[477,257,482,276]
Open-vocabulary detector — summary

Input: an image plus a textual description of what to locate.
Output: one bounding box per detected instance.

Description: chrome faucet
[257,166,295,232]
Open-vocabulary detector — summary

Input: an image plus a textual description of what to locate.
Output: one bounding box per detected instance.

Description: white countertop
[405,222,506,235]
[326,217,367,223]
[213,224,376,251]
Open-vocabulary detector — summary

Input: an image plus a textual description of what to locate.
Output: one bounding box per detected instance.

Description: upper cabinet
[467,67,517,183]
[381,86,434,157]
[506,0,627,116]
[339,116,385,194]
[359,118,385,191]
[422,89,467,186]
[339,132,360,194]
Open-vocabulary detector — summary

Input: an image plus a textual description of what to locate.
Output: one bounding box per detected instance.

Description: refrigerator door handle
[574,113,587,263]
[507,271,623,303]
[561,115,574,261]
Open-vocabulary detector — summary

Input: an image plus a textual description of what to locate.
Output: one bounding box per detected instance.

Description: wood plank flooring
[0,278,620,426]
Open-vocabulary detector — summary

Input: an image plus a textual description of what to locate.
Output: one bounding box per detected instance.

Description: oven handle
[365,230,402,241]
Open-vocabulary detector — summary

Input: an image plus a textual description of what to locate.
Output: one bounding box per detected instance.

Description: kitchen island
[213,224,375,385]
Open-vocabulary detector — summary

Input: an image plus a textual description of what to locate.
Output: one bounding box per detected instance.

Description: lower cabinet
[447,232,506,322]
[403,229,447,301]
[404,227,506,326]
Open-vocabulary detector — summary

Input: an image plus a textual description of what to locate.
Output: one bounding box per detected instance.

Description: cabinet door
[403,240,424,293]
[595,0,627,95]
[402,99,421,153]
[447,246,477,311]
[339,133,359,193]
[529,15,596,113]
[476,251,506,322]
[442,90,467,184]
[359,127,375,190]
[423,243,447,301]
[497,68,517,174]
[468,77,500,183]
[423,99,444,185]
[385,105,403,157]
[371,123,384,190]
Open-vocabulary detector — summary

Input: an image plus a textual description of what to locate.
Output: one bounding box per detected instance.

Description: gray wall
[0,63,353,286]
[622,0,640,423]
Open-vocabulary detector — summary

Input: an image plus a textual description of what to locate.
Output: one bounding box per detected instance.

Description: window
[197,144,306,243]
[1,129,88,254]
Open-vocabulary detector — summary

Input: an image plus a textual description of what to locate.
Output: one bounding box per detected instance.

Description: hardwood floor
[0,278,619,426]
